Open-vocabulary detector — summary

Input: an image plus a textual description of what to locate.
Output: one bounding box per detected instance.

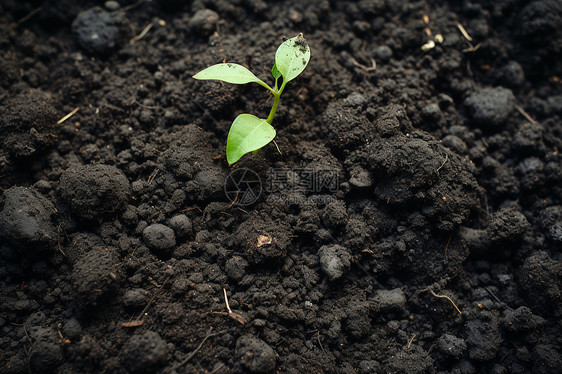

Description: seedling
[193,34,310,164]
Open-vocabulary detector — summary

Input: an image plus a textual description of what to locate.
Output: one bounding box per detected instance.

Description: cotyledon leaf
[274,33,311,83]
[226,114,276,165]
[193,63,269,87]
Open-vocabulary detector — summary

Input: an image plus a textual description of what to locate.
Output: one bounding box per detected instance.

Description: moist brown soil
[1,1,561,373]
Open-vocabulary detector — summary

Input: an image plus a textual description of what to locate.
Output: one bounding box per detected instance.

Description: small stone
[373,45,393,61]
[464,87,515,128]
[72,7,124,55]
[143,223,176,252]
[104,1,120,10]
[188,9,219,35]
[318,244,352,281]
[0,186,57,249]
[288,9,303,23]
[153,71,164,82]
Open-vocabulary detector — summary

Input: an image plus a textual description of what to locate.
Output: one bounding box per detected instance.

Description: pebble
[104,1,120,11]
[143,223,176,252]
[373,45,393,61]
[72,7,124,55]
[464,87,515,128]
[318,244,352,281]
[0,186,57,249]
[188,9,219,35]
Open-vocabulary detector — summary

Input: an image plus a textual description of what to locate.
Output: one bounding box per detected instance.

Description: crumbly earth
[1,1,561,373]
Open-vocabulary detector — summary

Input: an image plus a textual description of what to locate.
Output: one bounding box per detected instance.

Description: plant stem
[266,80,287,124]
[266,92,280,124]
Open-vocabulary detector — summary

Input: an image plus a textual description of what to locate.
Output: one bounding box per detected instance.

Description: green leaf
[226,114,276,165]
[271,63,282,79]
[193,63,267,86]
[274,33,311,83]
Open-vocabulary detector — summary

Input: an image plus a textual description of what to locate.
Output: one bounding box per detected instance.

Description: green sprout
[193,34,311,165]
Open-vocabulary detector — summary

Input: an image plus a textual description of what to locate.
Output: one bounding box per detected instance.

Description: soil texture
[1,0,561,373]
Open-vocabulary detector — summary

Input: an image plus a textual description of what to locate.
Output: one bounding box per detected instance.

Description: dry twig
[421,287,462,315]
[56,107,80,125]
[515,105,538,125]
[223,288,245,325]
[130,23,153,44]
[456,23,473,41]
[350,56,377,72]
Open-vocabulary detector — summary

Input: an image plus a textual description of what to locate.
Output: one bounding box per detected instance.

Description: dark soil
[1,0,561,373]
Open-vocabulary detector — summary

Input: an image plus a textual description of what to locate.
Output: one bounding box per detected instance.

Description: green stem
[266,80,287,124]
[266,93,280,124]
[256,81,276,95]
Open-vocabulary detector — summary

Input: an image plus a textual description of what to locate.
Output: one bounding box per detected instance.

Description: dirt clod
[72,7,124,55]
[59,164,130,221]
[143,223,176,253]
[0,186,57,249]
[464,87,516,129]
[119,331,168,373]
[236,335,276,373]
